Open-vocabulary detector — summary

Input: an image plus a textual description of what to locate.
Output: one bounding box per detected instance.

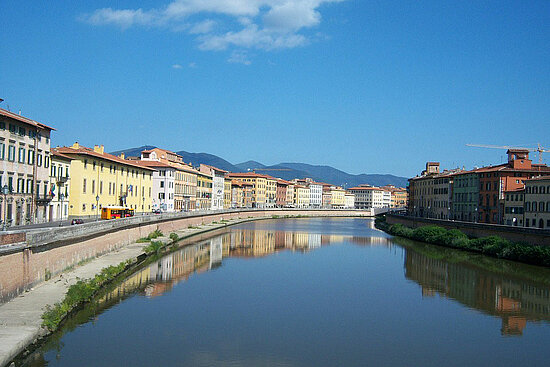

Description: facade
[294,185,310,208]
[330,186,345,208]
[381,185,408,209]
[231,180,253,208]
[136,161,175,212]
[322,189,332,208]
[523,176,550,229]
[344,192,355,209]
[408,162,462,219]
[285,183,295,207]
[265,176,277,208]
[224,177,232,209]
[276,180,288,207]
[0,108,54,226]
[451,171,480,222]
[48,149,72,221]
[196,172,212,210]
[503,188,525,227]
[199,164,227,210]
[57,143,153,218]
[477,150,550,224]
[140,148,197,211]
[226,173,267,208]
[309,182,323,208]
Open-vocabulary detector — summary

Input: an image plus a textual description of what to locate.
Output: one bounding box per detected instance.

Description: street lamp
[2,185,10,231]
[96,195,100,221]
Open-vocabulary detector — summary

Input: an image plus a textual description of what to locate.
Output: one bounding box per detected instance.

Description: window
[8,176,13,191]
[27,179,32,194]
[27,150,34,165]
[8,146,15,161]
[0,143,4,160]
[82,204,86,212]
[37,153,42,167]
[160,181,164,188]
[92,180,95,194]
[9,124,16,133]
[18,147,25,163]
[44,155,49,168]
[19,126,25,136]
[100,181,103,195]
[84,160,87,169]
[83,178,87,193]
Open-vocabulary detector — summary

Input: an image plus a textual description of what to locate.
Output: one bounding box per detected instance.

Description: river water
[21,218,550,366]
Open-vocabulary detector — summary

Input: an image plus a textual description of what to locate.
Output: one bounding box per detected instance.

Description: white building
[48,149,71,221]
[344,193,355,209]
[348,186,387,209]
[382,190,392,208]
[200,164,227,210]
[309,182,323,208]
[0,108,54,226]
[137,160,175,212]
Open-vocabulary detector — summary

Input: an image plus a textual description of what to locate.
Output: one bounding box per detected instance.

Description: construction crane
[466,143,550,164]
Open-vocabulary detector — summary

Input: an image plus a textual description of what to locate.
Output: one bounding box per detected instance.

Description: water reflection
[403,244,550,336]
[18,219,550,367]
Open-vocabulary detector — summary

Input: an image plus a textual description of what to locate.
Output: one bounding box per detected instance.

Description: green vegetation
[212,221,218,224]
[376,216,550,267]
[169,233,179,242]
[143,241,163,255]
[220,219,229,223]
[136,237,150,243]
[271,215,280,219]
[147,229,163,240]
[41,260,131,331]
[188,225,200,229]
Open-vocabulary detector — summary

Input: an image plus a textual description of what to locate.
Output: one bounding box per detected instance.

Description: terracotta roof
[525,175,550,182]
[201,164,229,174]
[0,107,55,131]
[142,147,181,157]
[348,186,383,191]
[51,148,73,161]
[504,187,525,193]
[134,160,174,169]
[57,144,155,171]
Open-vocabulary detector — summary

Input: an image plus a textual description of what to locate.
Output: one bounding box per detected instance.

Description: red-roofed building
[0,108,55,225]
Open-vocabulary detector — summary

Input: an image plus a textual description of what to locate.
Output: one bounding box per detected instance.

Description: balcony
[36,194,53,204]
[57,176,68,184]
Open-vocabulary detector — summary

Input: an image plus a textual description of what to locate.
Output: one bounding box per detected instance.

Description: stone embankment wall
[386,214,550,246]
[0,209,372,302]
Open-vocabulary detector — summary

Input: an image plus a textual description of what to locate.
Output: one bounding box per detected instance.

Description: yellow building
[227,172,267,208]
[57,143,153,218]
[265,176,277,207]
[330,186,345,208]
[196,172,212,209]
[224,177,232,209]
[294,185,310,208]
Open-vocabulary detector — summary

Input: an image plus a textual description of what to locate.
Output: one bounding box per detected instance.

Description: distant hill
[175,151,239,172]
[110,145,156,158]
[111,146,408,188]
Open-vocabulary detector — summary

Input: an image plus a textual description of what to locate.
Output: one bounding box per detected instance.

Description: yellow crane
[466,143,550,164]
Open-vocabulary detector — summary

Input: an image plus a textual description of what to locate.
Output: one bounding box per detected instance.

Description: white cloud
[227,50,252,65]
[188,62,197,68]
[172,64,183,69]
[189,19,216,34]
[82,1,345,61]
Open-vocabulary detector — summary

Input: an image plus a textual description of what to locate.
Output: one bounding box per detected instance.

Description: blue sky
[2,0,549,177]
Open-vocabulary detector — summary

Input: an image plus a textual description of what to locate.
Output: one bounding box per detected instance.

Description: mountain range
[110,146,408,188]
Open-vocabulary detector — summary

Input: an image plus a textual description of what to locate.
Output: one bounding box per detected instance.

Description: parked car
[71,218,84,225]
[152,209,161,214]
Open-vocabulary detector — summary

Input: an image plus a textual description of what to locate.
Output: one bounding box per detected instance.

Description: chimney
[71,142,80,150]
[93,145,104,154]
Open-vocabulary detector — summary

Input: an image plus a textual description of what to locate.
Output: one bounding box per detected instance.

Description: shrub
[169,233,179,242]
[144,241,163,255]
[147,229,163,240]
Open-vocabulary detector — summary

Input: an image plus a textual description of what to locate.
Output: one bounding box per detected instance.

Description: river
[20,218,550,366]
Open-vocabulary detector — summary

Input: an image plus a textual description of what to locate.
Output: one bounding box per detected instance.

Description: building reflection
[98,228,388,303]
[404,249,550,336]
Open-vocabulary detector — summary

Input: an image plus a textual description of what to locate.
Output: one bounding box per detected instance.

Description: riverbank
[0,214,279,367]
[375,216,550,267]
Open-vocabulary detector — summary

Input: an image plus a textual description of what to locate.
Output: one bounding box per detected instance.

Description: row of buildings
[0,108,408,226]
[408,149,550,229]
